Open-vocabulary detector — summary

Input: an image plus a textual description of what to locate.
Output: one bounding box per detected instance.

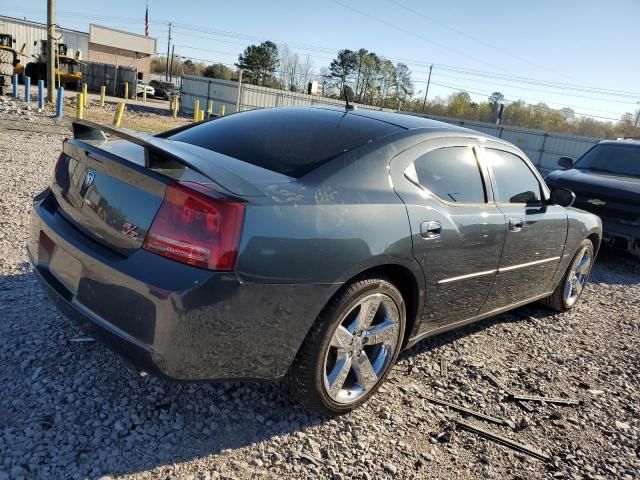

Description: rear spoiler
[71,120,264,197]
[72,119,204,173]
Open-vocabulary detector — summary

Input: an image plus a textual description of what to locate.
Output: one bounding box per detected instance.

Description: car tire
[542,239,594,312]
[287,276,406,415]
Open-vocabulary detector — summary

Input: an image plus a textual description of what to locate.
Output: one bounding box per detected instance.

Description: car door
[390,138,506,333]
[479,147,568,312]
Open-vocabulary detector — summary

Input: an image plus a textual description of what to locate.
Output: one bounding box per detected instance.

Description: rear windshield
[168,107,403,178]
[575,143,640,177]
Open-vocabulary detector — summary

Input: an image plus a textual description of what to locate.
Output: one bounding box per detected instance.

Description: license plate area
[49,245,83,295]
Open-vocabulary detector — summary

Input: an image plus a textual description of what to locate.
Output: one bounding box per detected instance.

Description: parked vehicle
[136,79,155,97]
[28,107,601,414]
[546,139,639,257]
[149,80,179,100]
[24,41,83,90]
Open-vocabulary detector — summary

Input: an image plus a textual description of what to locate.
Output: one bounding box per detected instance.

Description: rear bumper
[601,220,640,257]
[28,190,334,381]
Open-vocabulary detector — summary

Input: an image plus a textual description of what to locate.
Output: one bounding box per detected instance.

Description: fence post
[12,74,18,99]
[172,96,179,119]
[38,80,45,110]
[123,82,129,100]
[142,86,146,102]
[56,86,64,119]
[236,69,243,112]
[76,93,84,119]
[100,86,106,107]
[24,76,31,103]
[207,99,213,116]
[113,102,125,127]
[193,99,200,121]
[537,132,549,168]
[220,104,225,116]
[82,83,88,107]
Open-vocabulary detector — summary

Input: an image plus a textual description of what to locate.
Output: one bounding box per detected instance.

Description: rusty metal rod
[508,394,580,405]
[456,420,550,461]
[481,370,534,413]
[420,393,508,427]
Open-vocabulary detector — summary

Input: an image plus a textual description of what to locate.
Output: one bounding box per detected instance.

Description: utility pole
[421,64,433,113]
[46,0,56,103]
[165,22,172,81]
[635,102,640,128]
[169,45,175,83]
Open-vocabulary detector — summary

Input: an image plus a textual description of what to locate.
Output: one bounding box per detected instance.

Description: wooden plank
[456,420,550,461]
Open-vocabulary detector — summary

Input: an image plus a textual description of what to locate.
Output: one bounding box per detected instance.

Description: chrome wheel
[322,293,401,404]
[563,246,592,307]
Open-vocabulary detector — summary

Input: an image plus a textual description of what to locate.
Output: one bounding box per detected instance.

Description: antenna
[343,84,356,111]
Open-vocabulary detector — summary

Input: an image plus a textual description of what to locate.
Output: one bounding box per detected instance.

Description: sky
[1,0,638,121]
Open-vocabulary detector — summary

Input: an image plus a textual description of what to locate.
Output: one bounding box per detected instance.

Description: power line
[385,0,588,86]
[331,0,501,70]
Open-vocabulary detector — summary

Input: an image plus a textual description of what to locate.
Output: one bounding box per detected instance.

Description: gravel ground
[1,105,639,480]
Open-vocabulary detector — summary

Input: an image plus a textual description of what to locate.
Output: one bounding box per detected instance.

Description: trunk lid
[50,121,279,256]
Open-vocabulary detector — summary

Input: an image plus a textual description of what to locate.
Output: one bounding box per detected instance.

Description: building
[87,25,156,79]
[0,15,157,79]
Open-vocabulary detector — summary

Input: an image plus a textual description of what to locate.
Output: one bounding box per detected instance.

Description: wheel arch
[329,261,424,349]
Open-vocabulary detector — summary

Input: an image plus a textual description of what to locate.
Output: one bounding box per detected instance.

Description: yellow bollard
[82,83,88,107]
[207,99,213,116]
[99,86,106,107]
[220,104,225,116]
[123,82,128,100]
[76,93,84,119]
[172,97,179,119]
[113,102,125,127]
[193,99,200,121]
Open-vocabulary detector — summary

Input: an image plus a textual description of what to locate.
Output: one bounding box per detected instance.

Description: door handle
[420,221,442,239]
[508,217,523,232]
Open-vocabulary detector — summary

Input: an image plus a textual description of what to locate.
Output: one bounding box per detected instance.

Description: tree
[203,64,234,80]
[394,63,413,104]
[237,41,279,86]
[329,49,357,96]
[488,92,504,111]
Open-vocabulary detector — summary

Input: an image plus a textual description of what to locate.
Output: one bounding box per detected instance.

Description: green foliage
[203,63,233,80]
[236,41,279,86]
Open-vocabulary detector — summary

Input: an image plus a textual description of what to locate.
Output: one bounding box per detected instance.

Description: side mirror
[558,156,573,169]
[549,187,575,207]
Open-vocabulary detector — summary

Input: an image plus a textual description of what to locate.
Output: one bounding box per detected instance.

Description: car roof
[311,105,479,133]
[598,139,640,147]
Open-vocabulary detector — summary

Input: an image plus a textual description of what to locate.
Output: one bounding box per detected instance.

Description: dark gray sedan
[28,107,601,414]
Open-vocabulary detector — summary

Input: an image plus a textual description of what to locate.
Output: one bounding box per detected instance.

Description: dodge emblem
[85,171,95,187]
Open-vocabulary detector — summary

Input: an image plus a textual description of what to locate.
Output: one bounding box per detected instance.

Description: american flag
[144,6,149,37]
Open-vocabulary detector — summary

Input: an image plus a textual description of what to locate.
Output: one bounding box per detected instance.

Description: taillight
[143,181,245,270]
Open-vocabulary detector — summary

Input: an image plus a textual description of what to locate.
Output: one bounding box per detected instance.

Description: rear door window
[168,108,403,178]
[407,146,487,203]
[485,149,542,204]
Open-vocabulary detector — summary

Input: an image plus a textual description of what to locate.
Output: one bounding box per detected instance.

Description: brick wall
[87,42,151,79]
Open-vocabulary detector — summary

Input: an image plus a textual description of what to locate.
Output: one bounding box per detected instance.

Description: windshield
[574,143,640,177]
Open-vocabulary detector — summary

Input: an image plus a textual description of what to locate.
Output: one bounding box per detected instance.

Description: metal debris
[420,393,509,427]
[440,357,448,377]
[293,451,323,466]
[481,370,534,412]
[456,420,550,462]
[509,394,580,406]
[70,336,95,342]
